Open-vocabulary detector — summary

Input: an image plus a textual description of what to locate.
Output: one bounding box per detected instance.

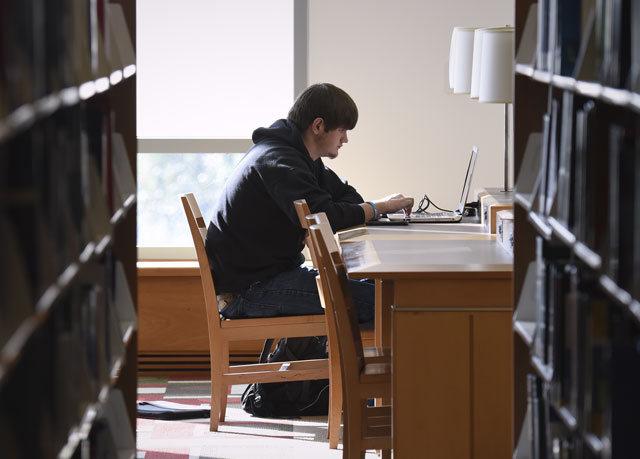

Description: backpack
[241,336,329,418]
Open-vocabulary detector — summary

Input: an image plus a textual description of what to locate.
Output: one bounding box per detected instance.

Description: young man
[205,83,413,322]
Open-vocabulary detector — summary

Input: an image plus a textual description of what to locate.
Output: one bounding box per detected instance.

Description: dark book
[606,124,624,281]
[528,374,541,459]
[555,0,582,76]
[538,113,552,216]
[573,4,599,81]
[554,91,575,228]
[599,0,631,88]
[538,0,551,71]
[572,100,596,246]
[545,99,560,216]
[583,294,612,447]
[561,265,581,420]
[627,0,640,91]
[610,307,640,457]
[533,237,548,364]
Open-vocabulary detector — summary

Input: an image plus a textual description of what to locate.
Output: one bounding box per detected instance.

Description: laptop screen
[456,146,479,214]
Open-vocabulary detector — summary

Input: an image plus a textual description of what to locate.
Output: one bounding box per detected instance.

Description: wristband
[366,201,378,220]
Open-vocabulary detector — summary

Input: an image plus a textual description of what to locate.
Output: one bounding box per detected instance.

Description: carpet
[136,375,379,459]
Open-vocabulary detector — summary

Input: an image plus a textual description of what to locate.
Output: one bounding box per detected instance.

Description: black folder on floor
[137,401,211,420]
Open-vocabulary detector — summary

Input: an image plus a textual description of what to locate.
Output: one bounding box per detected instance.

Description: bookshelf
[0,1,138,457]
[512,0,640,458]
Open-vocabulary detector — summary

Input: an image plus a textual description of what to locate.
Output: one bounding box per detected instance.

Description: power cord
[415,194,453,213]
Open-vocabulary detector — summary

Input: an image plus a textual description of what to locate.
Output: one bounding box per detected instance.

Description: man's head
[289,83,358,160]
[288,83,358,132]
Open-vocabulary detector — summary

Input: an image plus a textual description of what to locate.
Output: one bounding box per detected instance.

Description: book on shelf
[544,99,560,217]
[553,91,575,229]
[582,294,612,449]
[108,3,136,71]
[628,0,640,91]
[72,0,94,85]
[95,389,135,459]
[572,100,597,249]
[532,238,548,365]
[561,265,584,423]
[113,260,137,340]
[111,132,136,211]
[547,0,559,73]
[597,0,631,88]
[83,154,112,243]
[606,123,624,282]
[0,219,34,351]
[515,132,543,210]
[618,119,640,300]
[537,0,551,71]
[554,0,582,76]
[610,307,640,456]
[515,261,539,347]
[537,113,552,218]
[517,3,539,68]
[572,4,598,82]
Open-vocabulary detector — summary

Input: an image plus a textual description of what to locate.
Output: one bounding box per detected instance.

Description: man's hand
[373,194,414,216]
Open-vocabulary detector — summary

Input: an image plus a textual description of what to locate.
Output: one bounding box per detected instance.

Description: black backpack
[241,336,329,418]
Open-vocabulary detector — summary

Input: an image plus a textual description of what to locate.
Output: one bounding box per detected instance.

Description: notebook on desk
[386,146,479,223]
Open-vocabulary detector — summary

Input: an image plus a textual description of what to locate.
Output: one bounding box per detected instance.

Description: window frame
[137,0,308,261]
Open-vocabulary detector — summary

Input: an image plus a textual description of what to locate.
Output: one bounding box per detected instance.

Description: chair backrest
[180,193,221,331]
[308,215,365,376]
[293,199,320,269]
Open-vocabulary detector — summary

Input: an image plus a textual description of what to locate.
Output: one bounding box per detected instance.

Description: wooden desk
[340,224,513,459]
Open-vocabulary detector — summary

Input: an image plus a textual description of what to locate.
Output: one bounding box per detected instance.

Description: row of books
[515,89,640,303]
[0,1,135,120]
[0,258,135,458]
[0,101,135,335]
[60,389,135,459]
[514,234,640,458]
[522,0,640,91]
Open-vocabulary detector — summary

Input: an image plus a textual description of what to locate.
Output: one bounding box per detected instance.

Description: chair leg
[219,384,229,421]
[345,398,365,459]
[328,373,342,449]
[209,343,225,431]
[208,373,221,431]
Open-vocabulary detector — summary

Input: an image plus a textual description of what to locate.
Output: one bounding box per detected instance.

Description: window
[136,0,307,259]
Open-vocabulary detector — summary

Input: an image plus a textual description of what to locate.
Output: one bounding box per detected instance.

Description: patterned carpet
[136,375,378,459]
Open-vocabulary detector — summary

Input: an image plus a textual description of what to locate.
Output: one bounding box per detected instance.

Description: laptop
[386,146,479,223]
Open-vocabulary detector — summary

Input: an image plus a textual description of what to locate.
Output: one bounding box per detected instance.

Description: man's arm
[359,194,414,220]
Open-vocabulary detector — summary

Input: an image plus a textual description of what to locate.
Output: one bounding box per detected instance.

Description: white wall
[308,0,514,210]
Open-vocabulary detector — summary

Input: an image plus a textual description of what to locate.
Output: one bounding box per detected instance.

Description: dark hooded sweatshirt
[205,119,365,293]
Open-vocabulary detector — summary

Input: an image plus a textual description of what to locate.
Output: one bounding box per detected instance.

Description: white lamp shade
[470,28,486,99]
[448,28,458,89]
[449,27,476,94]
[478,27,514,103]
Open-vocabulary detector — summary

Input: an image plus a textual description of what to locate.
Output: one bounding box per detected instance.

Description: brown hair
[287,83,358,132]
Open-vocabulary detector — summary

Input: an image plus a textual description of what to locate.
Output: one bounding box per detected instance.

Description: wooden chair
[181,193,329,431]
[308,213,392,459]
[294,200,343,448]
[294,199,389,450]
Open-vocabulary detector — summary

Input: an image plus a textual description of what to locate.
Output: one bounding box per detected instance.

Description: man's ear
[311,117,324,134]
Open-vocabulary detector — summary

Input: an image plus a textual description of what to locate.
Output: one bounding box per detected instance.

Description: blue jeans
[220,266,375,324]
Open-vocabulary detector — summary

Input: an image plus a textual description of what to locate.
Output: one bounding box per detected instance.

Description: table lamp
[449,27,477,94]
[477,26,514,192]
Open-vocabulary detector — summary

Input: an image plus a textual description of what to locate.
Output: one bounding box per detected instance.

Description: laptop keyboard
[412,211,454,218]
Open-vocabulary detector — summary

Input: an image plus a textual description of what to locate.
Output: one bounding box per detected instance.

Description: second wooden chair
[307,213,392,459]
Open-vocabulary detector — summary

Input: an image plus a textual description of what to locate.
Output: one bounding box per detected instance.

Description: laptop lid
[455,146,479,214]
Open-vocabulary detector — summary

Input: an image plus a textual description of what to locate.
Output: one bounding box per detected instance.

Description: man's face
[318,127,349,159]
